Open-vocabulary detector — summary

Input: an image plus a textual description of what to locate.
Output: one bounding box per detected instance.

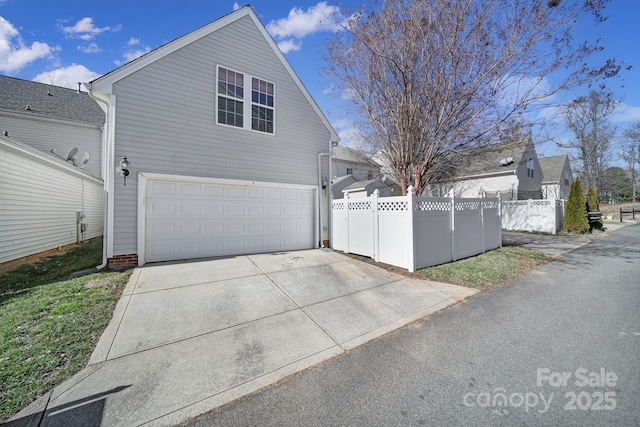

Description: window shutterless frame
[216,65,275,135]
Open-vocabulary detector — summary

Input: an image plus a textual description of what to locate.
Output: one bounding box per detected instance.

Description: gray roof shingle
[0,75,104,125]
[539,154,569,183]
[451,136,531,177]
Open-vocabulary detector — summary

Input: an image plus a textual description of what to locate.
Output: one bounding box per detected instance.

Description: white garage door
[144,177,315,263]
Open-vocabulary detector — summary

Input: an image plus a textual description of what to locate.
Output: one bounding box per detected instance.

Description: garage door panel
[145,178,315,263]
[151,181,177,195]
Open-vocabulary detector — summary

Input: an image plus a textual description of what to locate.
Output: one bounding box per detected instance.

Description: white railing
[332,186,502,272]
[502,199,565,235]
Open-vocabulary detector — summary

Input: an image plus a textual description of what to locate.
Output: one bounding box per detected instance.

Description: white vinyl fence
[332,186,502,272]
[502,199,565,235]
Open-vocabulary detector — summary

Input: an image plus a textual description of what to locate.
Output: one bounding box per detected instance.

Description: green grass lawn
[346,246,551,291]
[0,240,130,421]
[416,246,550,289]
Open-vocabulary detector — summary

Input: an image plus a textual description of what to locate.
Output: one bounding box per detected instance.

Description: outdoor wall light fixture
[120,156,130,186]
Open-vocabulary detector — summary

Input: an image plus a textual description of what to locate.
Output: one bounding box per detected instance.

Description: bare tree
[558,90,618,198]
[622,122,640,202]
[325,0,623,195]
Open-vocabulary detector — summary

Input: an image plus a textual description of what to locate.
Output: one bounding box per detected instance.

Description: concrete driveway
[9,249,476,427]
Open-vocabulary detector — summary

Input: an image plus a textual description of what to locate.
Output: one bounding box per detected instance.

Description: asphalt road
[187,225,640,427]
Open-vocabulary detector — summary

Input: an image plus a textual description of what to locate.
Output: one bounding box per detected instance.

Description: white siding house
[431,136,543,201]
[86,6,339,267]
[332,146,381,182]
[0,134,104,264]
[0,76,104,178]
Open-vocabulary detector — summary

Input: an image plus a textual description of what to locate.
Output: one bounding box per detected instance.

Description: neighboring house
[85,6,339,268]
[0,133,104,264]
[0,75,104,178]
[539,154,573,200]
[332,146,381,181]
[430,135,543,201]
[331,174,358,199]
[342,176,401,198]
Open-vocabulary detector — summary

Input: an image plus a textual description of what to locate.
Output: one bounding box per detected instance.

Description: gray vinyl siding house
[87,6,338,267]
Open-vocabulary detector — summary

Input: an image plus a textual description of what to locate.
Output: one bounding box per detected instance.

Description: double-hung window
[217,66,275,135]
[217,67,244,128]
[527,159,534,178]
[251,77,274,133]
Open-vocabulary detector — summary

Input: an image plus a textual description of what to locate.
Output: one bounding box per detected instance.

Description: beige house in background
[332,146,381,182]
[430,135,543,201]
[539,154,573,200]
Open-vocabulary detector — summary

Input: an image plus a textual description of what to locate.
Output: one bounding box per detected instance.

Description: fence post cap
[373,189,380,196]
[407,185,415,195]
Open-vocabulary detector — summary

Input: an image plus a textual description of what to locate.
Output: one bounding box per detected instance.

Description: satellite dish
[499,157,515,166]
[65,147,78,162]
[80,151,90,168]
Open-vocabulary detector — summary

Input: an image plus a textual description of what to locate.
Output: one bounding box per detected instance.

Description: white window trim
[216,65,276,135]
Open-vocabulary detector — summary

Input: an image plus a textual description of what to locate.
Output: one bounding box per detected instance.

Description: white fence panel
[502,199,562,235]
[331,199,348,251]
[483,199,501,250]
[332,187,501,272]
[454,199,484,260]
[377,196,412,269]
[347,198,375,258]
[414,198,452,268]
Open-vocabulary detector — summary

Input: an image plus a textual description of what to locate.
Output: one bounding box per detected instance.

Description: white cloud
[277,39,302,54]
[233,2,241,11]
[267,2,342,40]
[32,64,101,89]
[610,102,640,123]
[114,46,151,66]
[63,17,121,41]
[78,42,101,54]
[127,37,140,46]
[0,16,57,73]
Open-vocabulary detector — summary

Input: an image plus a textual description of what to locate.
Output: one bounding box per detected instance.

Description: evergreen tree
[564,178,589,234]
[586,186,603,230]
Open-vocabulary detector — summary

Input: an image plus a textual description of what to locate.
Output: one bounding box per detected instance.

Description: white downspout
[318,152,329,248]
[317,139,337,249]
[86,83,110,269]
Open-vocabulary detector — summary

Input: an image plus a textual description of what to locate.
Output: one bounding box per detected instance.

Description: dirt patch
[84,277,114,288]
[0,244,79,275]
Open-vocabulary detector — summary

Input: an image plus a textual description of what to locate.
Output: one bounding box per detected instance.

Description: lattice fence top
[417,200,450,212]
[532,200,551,206]
[348,200,372,210]
[483,200,499,209]
[378,200,409,211]
[333,201,345,210]
[455,200,481,211]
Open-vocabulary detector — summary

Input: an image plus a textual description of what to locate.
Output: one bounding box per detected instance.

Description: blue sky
[1,0,638,151]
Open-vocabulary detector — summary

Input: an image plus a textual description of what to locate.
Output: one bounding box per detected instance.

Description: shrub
[564,178,589,234]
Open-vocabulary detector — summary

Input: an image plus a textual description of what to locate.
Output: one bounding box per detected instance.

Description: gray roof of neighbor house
[342,177,400,194]
[0,75,105,125]
[450,136,531,178]
[333,146,378,166]
[539,154,569,183]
